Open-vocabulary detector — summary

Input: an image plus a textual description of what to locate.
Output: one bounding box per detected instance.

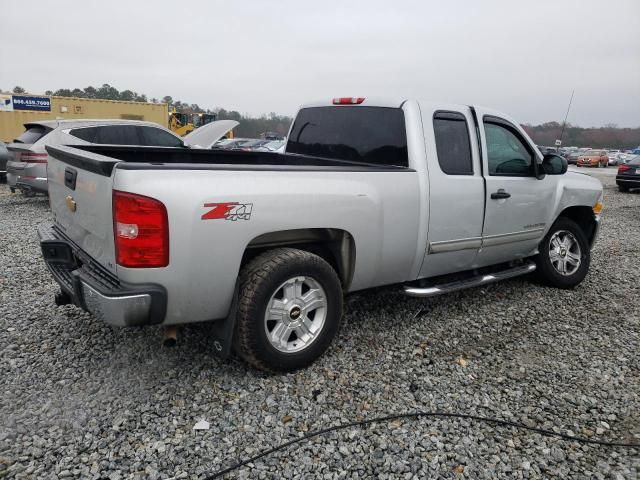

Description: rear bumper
[16,176,48,193]
[38,223,167,326]
[7,162,48,192]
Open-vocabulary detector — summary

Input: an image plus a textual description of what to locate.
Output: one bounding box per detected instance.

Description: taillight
[332,97,365,105]
[20,152,48,163]
[113,190,169,268]
[618,164,631,173]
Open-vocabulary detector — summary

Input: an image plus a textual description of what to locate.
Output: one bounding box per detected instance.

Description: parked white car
[608,150,621,166]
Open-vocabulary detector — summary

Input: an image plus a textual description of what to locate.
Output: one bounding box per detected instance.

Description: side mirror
[542,153,568,175]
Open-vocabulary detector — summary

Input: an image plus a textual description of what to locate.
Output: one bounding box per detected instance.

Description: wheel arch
[241,228,356,290]
[557,205,598,246]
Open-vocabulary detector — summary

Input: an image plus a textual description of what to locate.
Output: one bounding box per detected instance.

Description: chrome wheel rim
[264,276,327,353]
[549,230,581,276]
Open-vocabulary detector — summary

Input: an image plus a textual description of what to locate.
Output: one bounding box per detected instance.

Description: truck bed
[44,142,422,325]
[46,144,411,176]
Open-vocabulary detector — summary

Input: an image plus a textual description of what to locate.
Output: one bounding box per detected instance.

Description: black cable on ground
[204,410,639,479]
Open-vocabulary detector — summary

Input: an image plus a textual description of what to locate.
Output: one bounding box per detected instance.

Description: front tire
[535,217,590,289]
[234,248,343,372]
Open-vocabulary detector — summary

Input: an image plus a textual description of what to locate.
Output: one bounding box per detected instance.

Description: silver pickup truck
[39,97,603,371]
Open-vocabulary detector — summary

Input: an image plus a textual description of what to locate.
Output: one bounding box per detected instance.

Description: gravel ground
[0,170,638,479]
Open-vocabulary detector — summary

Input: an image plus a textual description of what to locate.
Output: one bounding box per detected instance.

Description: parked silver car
[6,119,238,195]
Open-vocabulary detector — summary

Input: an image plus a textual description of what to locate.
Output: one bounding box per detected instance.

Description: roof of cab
[299,97,407,109]
[297,98,520,126]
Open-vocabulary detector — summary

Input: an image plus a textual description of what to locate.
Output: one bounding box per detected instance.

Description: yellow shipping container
[0,95,169,142]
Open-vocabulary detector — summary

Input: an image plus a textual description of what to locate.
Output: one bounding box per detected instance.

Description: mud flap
[209,280,239,360]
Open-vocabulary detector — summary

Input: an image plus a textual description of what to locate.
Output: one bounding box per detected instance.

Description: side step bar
[403,261,536,298]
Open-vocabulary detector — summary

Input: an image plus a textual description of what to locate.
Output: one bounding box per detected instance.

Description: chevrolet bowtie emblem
[65,195,77,212]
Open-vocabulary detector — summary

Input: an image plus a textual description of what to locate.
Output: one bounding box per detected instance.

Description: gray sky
[2,0,639,127]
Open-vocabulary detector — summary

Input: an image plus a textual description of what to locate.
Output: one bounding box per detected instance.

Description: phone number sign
[11,95,51,111]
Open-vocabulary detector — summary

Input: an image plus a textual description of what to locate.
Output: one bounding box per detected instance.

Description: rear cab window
[286,106,408,167]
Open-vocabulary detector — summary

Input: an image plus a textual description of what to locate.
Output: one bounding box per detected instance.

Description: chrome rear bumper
[38,223,166,326]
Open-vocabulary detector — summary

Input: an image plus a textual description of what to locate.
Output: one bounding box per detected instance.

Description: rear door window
[286,106,408,167]
[433,112,473,175]
[14,125,52,144]
[138,126,183,147]
[69,127,99,142]
[94,125,141,145]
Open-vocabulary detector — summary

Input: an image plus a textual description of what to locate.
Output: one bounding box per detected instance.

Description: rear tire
[618,185,629,192]
[534,217,590,289]
[234,248,343,372]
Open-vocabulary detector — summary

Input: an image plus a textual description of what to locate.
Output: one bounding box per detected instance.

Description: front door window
[484,121,534,176]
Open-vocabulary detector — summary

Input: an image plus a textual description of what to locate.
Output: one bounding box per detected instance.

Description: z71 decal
[202,202,253,221]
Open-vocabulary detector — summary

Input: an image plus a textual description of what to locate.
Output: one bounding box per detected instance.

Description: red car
[577,149,609,168]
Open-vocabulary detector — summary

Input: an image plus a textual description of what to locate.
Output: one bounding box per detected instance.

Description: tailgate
[45,145,119,274]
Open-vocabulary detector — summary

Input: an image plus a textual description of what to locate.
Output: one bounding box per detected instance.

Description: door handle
[491,189,511,199]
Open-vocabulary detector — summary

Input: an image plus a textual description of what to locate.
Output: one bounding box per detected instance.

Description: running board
[403,261,536,298]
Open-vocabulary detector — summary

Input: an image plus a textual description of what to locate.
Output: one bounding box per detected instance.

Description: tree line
[4,85,639,146]
[522,122,639,150]
[6,84,293,137]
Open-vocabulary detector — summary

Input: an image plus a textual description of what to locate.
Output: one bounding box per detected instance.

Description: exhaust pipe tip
[163,326,178,347]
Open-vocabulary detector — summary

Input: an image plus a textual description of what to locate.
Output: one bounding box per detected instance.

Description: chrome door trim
[429,237,482,253]
[428,227,545,254]
[481,228,545,247]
